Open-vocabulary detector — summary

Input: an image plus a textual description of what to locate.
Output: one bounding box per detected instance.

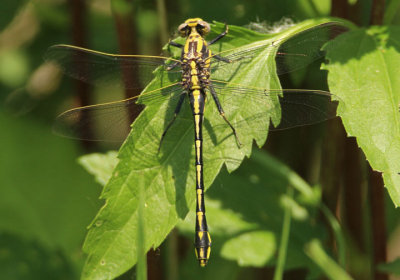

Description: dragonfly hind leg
[209,85,242,147]
[158,93,186,152]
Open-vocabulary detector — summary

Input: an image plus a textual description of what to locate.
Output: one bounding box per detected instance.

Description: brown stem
[343,137,364,251]
[147,248,164,280]
[370,0,386,25]
[111,0,141,124]
[331,0,350,19]
[69,0,94,150]
[369,167,388,280]
[320,119,346,253]
[342,137,369,279]
[331,0,362,25]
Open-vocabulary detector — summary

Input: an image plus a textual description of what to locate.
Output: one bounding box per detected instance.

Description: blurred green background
[1,0,400,279]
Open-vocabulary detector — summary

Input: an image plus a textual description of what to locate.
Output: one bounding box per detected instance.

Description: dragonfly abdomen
[189,89,211,267]
[180,19,214,267]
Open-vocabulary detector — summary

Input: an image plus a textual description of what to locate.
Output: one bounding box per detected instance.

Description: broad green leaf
[220,231,276,267]
[81,19,345,279]
[78,151,119,186]
[0,232,76,280]
[0,112,101,255]
[324,26,400,206]
[378,257,400,275]
[0,0,26,30]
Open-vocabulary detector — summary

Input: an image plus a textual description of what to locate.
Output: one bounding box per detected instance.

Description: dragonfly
[45,18,347,266]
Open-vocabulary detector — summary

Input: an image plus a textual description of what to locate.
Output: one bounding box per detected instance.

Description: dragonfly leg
[209,85,242,147]
[213,54,231,63]
[168,40,184,48]
[158,93,186,152]
[208,24,229,45]
[166,61,181,70]
[167,41,183,70]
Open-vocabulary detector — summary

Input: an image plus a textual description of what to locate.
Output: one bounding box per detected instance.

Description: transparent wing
[44,44,182,89]
[53,82,183,141]
[211,22,348,77]
[210,80,342,131]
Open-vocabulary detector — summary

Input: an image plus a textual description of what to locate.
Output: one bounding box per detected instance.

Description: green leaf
[81,19,344,279]
[78,151,119,186]
[324,26,400,206]
[378,257,400,275]
[220,231,276,267]
[0,112,101,255]
[0,232,76,280]
[0,0,26,30]
[384,0,400,25]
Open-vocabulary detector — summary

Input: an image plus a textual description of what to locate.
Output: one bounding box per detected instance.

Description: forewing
[210,22,348,78]
[44,44,182,89]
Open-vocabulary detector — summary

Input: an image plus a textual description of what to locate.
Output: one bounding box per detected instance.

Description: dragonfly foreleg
[166,41,184,71]
[158,93,186,152]
[208,84,242,147]
[168,40,184,48]
[208,24,229,45]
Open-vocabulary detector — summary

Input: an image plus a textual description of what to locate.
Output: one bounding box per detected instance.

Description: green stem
[383,0,400,24]
[305,239,354,280]
[273,186,293,280]
[320,204,346,267]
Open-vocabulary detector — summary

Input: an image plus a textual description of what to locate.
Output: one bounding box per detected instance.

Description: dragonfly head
[178,18,210,38]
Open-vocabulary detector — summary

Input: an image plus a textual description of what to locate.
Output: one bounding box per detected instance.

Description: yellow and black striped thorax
[179,18,212,91]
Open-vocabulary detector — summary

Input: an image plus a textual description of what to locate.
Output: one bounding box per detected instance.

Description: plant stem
[369,167,388,280]
[110,0,142,123]
[383,0,400,24]
[320,204,346,267]
[69,0,94,150]
[273,186,293,280]
[370,0,385,25]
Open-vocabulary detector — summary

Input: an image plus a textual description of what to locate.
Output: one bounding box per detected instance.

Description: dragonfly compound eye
[197,21,210,36]
[178,23,189,37]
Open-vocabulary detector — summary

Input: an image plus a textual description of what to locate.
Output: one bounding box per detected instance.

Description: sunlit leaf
[324,26,400,206]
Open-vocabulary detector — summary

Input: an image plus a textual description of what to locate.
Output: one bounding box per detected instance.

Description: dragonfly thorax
[180,21,212,91]
[181,58,210,91]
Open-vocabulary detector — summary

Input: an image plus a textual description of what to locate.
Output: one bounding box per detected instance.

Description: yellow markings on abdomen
[193,91,201,114]
[195,140,201,160]
[196,187,202,207]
